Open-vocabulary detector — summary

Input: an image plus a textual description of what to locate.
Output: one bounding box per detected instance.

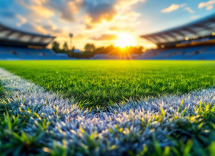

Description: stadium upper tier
[0,23,55,47]
[140,13,215,47]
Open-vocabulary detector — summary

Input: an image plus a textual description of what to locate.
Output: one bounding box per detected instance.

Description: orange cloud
[110,27,134,32]
[161,4,186,13]
[92,34,117,41]
[16,14,27,26]
[198,0,215,9]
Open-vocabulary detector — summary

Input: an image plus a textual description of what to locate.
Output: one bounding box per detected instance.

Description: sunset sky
[0,0,215,50]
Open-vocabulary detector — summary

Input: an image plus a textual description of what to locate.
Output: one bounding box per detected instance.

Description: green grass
[0,60,215,108]
[1,72,215,155]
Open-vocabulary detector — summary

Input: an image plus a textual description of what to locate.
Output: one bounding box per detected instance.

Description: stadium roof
[141,13,215,45]
[0,23,56,47]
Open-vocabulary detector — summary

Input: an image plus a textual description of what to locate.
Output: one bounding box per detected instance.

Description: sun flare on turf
[115,32,136,48]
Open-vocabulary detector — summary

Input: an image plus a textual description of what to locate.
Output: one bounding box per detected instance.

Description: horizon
[0,0,215,50]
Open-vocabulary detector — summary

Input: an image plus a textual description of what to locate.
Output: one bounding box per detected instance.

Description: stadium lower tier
[136,45,215,60]
[90,45,215,60]
[1,45,215,60]
[0,45,69,60]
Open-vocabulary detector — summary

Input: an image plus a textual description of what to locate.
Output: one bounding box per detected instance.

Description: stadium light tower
[69,33,73,50]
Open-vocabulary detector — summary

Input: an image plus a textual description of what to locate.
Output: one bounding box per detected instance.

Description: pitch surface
[0,61,215,108]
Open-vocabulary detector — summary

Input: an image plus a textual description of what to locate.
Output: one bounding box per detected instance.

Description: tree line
[52,41,145,59]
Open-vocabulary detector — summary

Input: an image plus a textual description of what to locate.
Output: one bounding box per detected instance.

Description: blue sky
[0,0,215,49]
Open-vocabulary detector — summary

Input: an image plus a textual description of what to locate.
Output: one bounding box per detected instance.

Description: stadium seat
[10,47,28,54]
[59,55,69,59]
[92,54,109,59]
[138,49,161,59]
[107,55,120,59]
[150,55,165,60]
[187,53,215,60]
[203,45,215,53]
[36,49,55,54]
[166,54,190,60]
[0,53,21,60]
[130,54,140,59]
[45,55,61,60]
[158,48,179,55]
[10,47,38,54]
[32,55,48,60]
[0,46,11,53]
[178,46,205,54]
[18,54,36,60]
[150,48,181,60]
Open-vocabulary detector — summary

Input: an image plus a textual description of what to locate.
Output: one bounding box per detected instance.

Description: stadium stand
[36,49,54,55]
[18,54,35,60]
[56,53,69,59]
[0,46,11,53]
[0,53,21,60]
[0,22,70,60]
[10,47,35,54]
[31,54,48,60]
[130,54,140,59]
[138,49,161,59]
[45,55,61,60]
[140,13,215,60]
[92,54,109,59]
[203,45,215,53]
[107,55,120,60]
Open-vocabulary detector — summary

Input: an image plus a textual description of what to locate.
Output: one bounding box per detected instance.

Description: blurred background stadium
[0,13,215,60]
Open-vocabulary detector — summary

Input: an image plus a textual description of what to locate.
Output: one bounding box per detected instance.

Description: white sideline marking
[1,67,215,154]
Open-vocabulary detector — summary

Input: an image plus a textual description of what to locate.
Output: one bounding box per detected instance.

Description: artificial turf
[0,60,215,107]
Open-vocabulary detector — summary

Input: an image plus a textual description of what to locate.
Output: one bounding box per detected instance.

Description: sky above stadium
[0,0,215,50]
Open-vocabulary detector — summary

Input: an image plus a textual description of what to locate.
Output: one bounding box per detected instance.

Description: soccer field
[1,60,215,155]
[0,60,215,108]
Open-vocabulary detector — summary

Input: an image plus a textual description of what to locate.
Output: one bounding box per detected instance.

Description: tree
[52,41,60,52]
[90,44,96,52]
[84,43,96,52]
[63,42,69,51]
[84,44,91,52]
[138,46,144,52]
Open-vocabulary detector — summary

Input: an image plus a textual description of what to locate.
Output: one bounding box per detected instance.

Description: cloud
[45,0,83,22]
[207,5,214,10]
[85,23,94,30]
[198,0,215,9]
[18,23,40,33]
[84,2,117,24]
[116,0,145,9]
[16,15,27,26]
[18,0,55,18]
[110,26,134,32]
[75,34,86,39]
[110,27,119,31]
[92,34,117,41]
[191,16,199,19]
[185,7,194,13]
[83,0,145,29]
[41,24,63,34]
[18,0,83,22]
[161,4,186,13]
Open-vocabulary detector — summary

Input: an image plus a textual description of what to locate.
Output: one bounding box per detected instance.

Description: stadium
[140,13,215,60]
[91,13,215,60]
[1,1,215,156]
[0,22,68,60]
[0,13,215,61]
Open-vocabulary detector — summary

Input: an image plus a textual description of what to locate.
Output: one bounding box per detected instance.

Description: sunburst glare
[115,32,136,48]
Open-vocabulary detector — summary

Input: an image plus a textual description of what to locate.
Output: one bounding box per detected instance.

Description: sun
[115,32,136,48]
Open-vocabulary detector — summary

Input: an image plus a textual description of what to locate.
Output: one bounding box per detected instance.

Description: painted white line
[1,67,215,154]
